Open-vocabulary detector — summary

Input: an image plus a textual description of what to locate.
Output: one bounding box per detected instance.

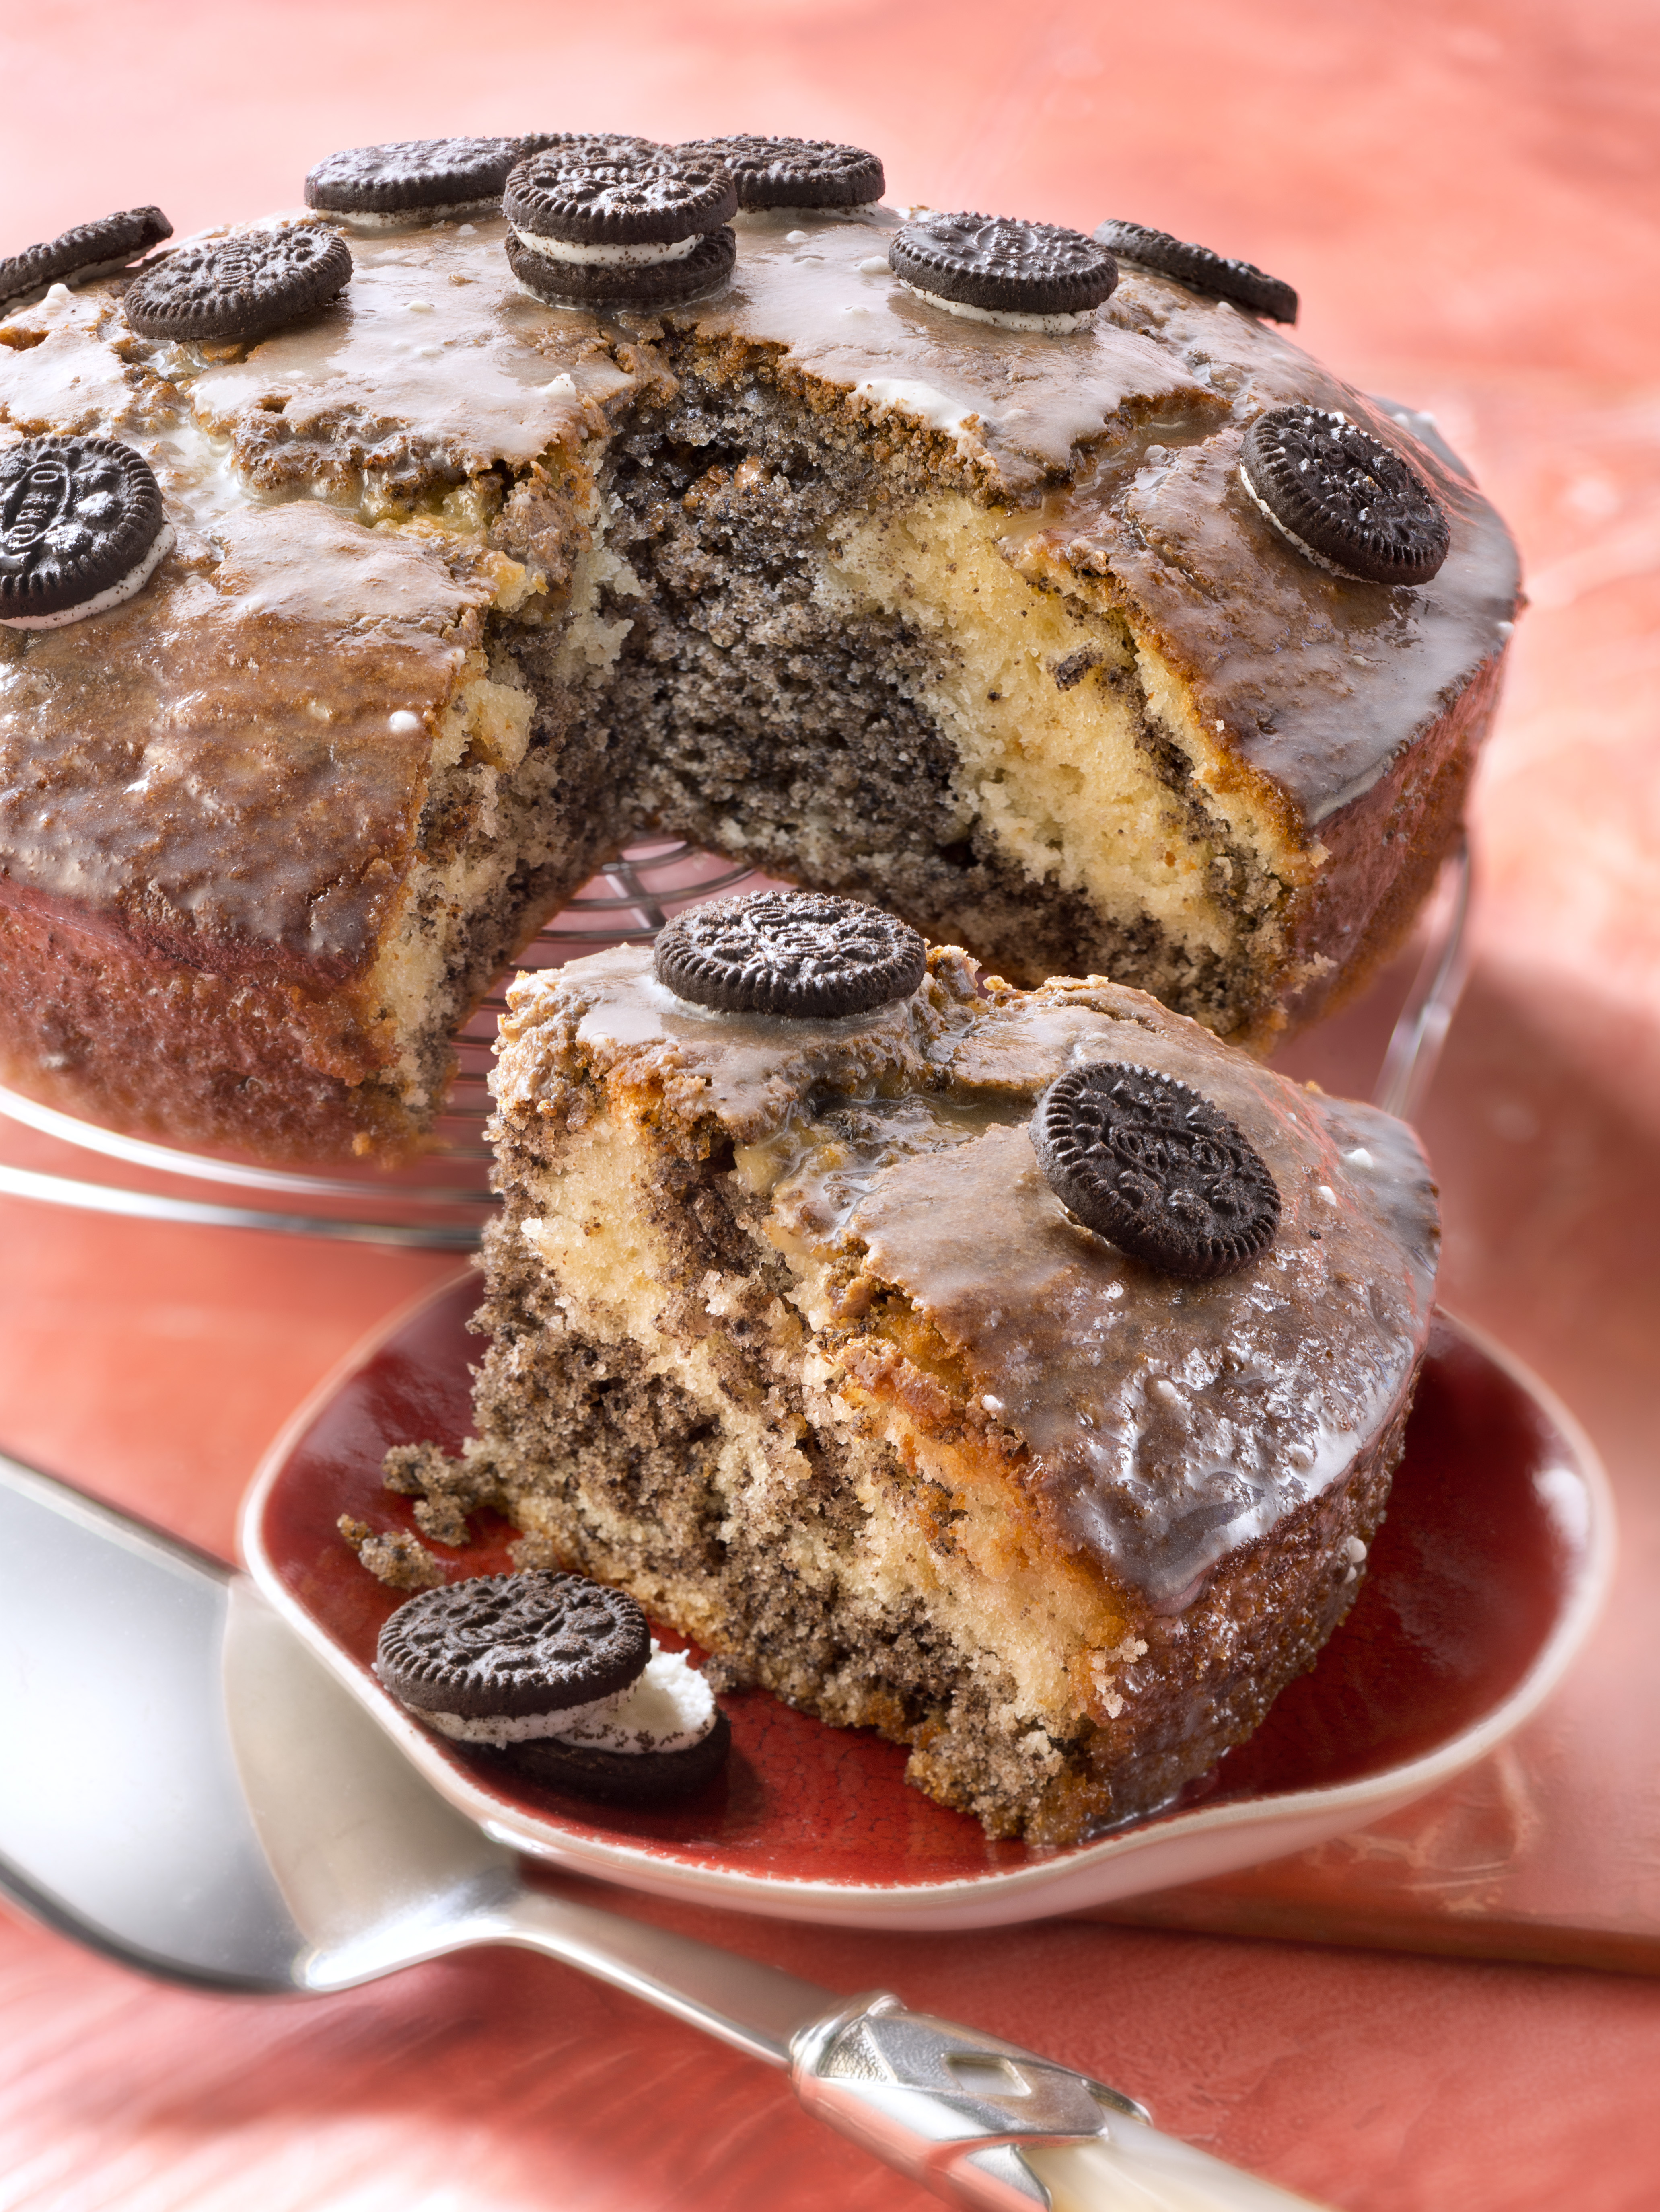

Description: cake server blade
[0,1451,1330,2212]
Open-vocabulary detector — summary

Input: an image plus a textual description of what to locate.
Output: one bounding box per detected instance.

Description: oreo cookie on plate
[675,134,884,210]
[0,434,173,631]
[306,136,526,224]
[1240,405,1451,586]
[0,207,173,318]
[1032,1060,1280,1279]
[889,212,1117,332]
[1094,220,1297,324]
[654,888,928,1018]
[503,150,737,310]
[376,1567,729,1804]
[123,224,351,345]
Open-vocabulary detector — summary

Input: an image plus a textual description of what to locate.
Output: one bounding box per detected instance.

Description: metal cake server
[0,1450,1329,2212]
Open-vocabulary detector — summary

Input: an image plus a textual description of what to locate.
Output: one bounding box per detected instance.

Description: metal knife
[0,1449,1331,2211]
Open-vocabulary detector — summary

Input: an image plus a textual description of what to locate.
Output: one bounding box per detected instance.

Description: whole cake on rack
[0,135,1518,1161]
[383,890,1441,1842]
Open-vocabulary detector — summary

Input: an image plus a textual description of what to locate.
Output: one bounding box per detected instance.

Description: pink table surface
[3,2,1660,2206]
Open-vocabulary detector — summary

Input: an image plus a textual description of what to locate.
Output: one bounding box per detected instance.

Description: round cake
[0,144,1519,1161]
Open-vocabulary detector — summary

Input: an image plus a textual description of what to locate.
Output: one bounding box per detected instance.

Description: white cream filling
[331,199,499,231]
[420,1644,716,1754]
[0,522,175,631]
[896,277,1096,334]
[510,226,700,268]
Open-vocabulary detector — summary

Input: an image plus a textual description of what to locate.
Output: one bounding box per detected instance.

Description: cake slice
[413,909,1440,1842]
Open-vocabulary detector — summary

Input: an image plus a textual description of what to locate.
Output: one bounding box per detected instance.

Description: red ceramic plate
[241,1274,1611,1930]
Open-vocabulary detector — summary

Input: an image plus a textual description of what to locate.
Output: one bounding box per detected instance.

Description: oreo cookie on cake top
[1094,220,1298,324]
[654,889,927,1018]
[675,135,884,210]
[503,149,737,310]
[375,1566,729,1803]
[1032,1061,1281,1279]
[889,212,1118,332]
[1,207,173,317]
[123,224,351,345]
[1240,406,1451,586]
[306,136,525,223]
[0,435,173,631]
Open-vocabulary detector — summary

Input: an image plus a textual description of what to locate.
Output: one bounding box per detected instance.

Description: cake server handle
[791,1993,1334,2211]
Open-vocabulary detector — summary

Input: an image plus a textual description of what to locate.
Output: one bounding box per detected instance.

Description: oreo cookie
[377,1569,649,1720]
[378,1569,728,1806]
[1240,407,1451,586]
[305,137,523,221]
[654,889,927,1019]
[1031,1061,1280,1279]
[889,213,1117,329]
[503,150,737,308]
[498,1710,732,1805]
[504,151,736,243]
[675,135,883,210]
[123,224,351,344]
[1093,220,1297,323]
[504,222,735,310]
[0,207,172,317]
[0,435,172,631]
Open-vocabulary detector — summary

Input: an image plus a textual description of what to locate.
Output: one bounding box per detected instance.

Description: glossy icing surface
[502,946,1440,1603]
[0,492,489,971]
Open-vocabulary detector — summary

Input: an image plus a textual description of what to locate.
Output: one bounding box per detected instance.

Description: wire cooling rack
[0,841,1470,1248]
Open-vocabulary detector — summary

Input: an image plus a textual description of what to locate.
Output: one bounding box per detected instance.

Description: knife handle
[792,1995,1336,2212]
[1026,2132,1334,2212]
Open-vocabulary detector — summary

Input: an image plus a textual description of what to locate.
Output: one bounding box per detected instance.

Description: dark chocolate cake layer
[0,205,1518,1157]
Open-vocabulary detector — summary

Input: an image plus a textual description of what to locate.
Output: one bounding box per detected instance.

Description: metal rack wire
[0,841,1471,1248]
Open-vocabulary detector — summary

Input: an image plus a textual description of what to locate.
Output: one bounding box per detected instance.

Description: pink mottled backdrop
[2,3,1659,2207]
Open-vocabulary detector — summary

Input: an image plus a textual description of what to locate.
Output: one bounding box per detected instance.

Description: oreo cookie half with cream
[123,225,351,344]
[1240,406,1451,586]
[1094,220,1298,324]
[676,134,884,210]
[0,435,173,630]
[0,207,173,317]
[306,137,524,224]
[889,212,1117,332]
[375,1567,728,1803]
[503,150,737,309]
